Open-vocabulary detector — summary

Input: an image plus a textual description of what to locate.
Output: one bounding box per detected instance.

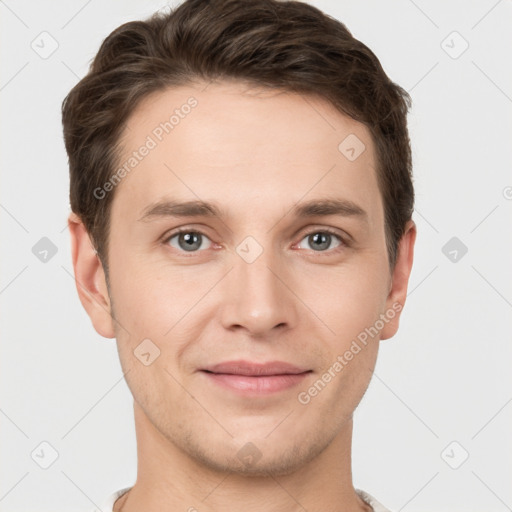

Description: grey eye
[168,232,212,252]
[297,232,342,252]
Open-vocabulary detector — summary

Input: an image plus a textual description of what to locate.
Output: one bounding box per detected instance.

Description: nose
[219,243,300,338]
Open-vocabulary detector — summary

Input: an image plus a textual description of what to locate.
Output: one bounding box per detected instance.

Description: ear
[380,219,417,340]
[68,212,115,339]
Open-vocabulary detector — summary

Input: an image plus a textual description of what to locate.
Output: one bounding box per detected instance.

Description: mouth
[199,360,312,394]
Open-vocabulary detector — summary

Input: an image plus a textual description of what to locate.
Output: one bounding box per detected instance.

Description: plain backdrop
[1,1,511,511]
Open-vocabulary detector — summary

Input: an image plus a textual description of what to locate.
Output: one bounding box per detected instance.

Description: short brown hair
[62,0,414,276]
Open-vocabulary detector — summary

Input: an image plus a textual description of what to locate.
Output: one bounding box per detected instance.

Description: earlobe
[380,220,417,340]
[68,212,116,339]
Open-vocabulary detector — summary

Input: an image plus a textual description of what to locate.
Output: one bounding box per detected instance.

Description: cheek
[302,269,384,409]
[109,254,181,329]
[299,261,389,343]
[109,257,216,376]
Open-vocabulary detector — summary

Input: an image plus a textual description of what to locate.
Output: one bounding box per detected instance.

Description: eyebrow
[292,198,368,222]
[138,198,368,224]
[138,199,224,221]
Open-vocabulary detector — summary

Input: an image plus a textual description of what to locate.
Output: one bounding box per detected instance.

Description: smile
[199,360,312,394]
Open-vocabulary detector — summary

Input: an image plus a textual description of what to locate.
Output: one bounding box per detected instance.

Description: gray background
[1,0,511,510]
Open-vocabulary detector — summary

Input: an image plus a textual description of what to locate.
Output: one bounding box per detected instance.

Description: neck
[115,401,371,512]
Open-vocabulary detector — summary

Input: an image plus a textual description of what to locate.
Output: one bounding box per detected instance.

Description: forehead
[111,80,381,227]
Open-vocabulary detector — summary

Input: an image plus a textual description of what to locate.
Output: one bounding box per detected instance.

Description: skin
[68,80,416,512]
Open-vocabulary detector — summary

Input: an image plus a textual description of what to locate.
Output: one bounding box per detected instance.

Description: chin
[181,430,329,478]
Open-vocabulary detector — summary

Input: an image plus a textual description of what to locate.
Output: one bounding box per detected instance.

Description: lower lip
[201,371,310,394]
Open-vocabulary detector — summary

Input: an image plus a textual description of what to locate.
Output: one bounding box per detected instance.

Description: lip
[202,360,310,376]
[199,360,312,395]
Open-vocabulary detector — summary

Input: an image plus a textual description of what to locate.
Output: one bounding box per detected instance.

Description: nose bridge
[221,234,297,335]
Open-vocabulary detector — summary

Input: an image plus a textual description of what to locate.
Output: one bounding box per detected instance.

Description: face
[70,80,415,477]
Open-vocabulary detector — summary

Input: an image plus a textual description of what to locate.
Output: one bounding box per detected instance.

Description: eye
[296,229,345,253]
[164,230,212,252]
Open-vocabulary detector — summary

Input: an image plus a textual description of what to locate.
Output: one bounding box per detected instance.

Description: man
[62,0,416,510]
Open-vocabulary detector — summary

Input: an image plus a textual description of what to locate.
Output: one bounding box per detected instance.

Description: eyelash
[161,227,349,256]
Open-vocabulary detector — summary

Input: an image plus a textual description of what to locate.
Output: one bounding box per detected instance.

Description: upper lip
[201,360,311,376]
